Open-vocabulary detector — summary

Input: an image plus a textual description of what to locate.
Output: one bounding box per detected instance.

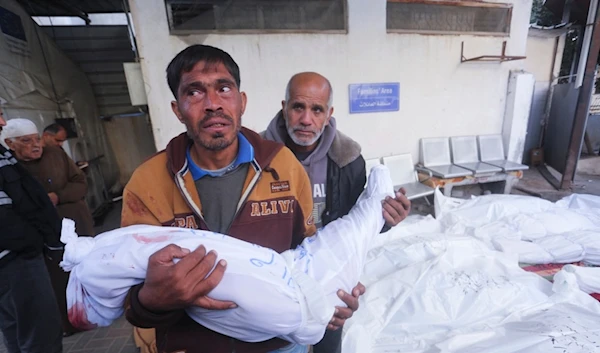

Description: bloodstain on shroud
[133,233,172,244]
[68,302,98,331]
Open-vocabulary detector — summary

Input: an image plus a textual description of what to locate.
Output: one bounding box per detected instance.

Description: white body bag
[60,165,394,345]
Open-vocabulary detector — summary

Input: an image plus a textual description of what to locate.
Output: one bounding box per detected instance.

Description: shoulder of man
[44,146,78,167]
[0,147,19,186]
[328,129,362,169]
[0,145,16,167]
[125,150,169,191]
[241,127,285,168]
[269,145,304,173]
[121,150,171,227]
[43,145,67,157]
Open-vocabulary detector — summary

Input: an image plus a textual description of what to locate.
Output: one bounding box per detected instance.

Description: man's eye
[221,86,231,93]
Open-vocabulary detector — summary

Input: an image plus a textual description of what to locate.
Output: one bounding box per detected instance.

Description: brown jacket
[122,128,316,353]
[20,146,94,235]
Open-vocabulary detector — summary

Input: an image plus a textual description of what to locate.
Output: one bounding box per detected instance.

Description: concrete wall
[502,71,534,163]
[128,0,533,161]
[525,36,560,82]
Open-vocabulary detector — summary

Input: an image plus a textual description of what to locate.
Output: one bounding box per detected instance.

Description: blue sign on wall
[348,82,400,114]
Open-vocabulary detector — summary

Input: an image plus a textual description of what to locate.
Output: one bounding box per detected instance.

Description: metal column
[561,1,600,189]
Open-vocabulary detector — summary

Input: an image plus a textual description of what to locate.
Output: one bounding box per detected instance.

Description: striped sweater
[0,145,62,266]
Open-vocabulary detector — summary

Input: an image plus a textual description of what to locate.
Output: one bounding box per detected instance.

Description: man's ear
[4,138,14,150]
[325,107,334,126]
[281,100,286,112]
[171,101,184,124]
[240,92,247,115]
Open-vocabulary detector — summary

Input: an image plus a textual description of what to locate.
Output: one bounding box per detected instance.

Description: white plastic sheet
[342,190,600,353]
[557,265,600,294]
[433,189,600,265]
[555,193,600,209]
[61,165,394,345]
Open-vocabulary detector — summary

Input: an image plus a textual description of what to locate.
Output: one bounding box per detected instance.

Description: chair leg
[424,195,431,206]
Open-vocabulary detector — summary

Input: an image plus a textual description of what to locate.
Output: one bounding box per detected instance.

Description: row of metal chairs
[420,135,528,179]
[365,134,528,202]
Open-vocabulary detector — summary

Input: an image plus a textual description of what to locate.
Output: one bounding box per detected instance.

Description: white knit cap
[2,118,39,139]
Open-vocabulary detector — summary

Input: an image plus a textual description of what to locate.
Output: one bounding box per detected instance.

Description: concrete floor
[513,166,600,201]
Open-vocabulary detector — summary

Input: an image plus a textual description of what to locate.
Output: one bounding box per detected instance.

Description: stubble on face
[283,109,326,147]
[185,110,240,151]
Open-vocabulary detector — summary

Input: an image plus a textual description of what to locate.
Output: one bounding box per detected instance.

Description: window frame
[164,0,349,35]
[386,0,513,37]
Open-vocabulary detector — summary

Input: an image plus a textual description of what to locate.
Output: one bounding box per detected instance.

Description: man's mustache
[292,126,318,134]
[200,112,234,125]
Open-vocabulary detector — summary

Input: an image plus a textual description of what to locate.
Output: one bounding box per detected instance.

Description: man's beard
[285,119,325,147]
[187,112,239,151]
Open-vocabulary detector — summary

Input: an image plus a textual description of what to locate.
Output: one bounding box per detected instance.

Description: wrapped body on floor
[60,165,395,345]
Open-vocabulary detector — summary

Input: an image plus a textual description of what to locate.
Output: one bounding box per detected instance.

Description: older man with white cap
[1,118,44,160]
[2,117,95,337]
[0,108,64,352]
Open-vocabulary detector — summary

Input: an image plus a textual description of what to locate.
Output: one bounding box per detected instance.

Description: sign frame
[348,82,400,114]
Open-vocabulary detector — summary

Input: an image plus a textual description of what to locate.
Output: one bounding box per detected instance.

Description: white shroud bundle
[60,165,394,345]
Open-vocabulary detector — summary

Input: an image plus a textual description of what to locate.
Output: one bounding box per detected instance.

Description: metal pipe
[561,1,600,189]
[122,0,140,62]
[575,0,599,88]
[99,108,146,120]
[36,0,91,25]
[555,73,578,81]
[539,0,571,150]
[569,28,582,83]
[538,36,561,149]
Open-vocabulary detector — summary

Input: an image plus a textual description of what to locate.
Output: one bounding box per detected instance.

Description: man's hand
[48,192,59,206]
[382,187,411,228]
[328,282,366,331]
[137,244,236,313]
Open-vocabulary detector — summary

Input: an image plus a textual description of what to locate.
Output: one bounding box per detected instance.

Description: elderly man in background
[263,72,412,353]
[43,123,89,169]
[0,107,63,352]
[2,118,95,337]
[42,123,68,148]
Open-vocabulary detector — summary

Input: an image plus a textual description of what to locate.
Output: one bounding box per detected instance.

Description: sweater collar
[166,127,283,177]
[186,132,254,180]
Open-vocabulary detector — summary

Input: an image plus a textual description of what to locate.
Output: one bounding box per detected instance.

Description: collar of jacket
[165,127,284,177]
[263,110,362,169]
[328,128,362,168]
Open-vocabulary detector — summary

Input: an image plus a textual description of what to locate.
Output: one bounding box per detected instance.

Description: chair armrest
[415,166,433,183]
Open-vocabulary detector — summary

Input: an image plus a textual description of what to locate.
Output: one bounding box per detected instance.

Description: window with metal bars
[165,0,347,34]
[386,0,512,36]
